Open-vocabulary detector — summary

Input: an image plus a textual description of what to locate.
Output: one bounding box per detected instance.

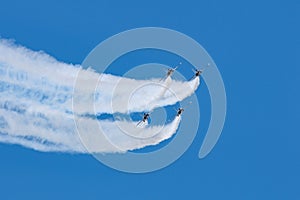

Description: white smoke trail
[0,89,182,153]
[74,116,182,153]
[0,40,200,115]
[0,105,181,153]
[0,39,197,153]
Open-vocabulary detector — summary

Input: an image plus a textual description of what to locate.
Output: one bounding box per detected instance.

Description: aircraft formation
[136,63,210,126]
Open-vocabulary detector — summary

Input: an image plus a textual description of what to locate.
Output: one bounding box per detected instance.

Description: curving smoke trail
[0,39,199,153]
[0,107,182,153]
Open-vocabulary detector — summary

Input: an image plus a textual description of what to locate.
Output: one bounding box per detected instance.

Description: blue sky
[0,0,299,199]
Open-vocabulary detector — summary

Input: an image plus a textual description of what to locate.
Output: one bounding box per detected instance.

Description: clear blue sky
[0,0,299,199]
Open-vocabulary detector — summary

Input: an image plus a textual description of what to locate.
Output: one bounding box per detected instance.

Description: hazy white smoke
[0,39,199,153]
